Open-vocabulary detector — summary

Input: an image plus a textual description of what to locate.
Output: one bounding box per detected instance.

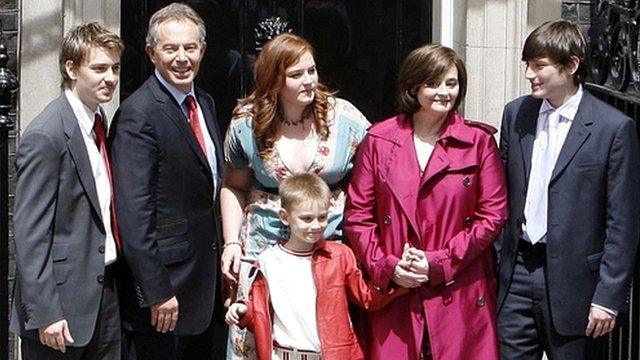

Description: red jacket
[345,113,507,359]
[238,240,407,360]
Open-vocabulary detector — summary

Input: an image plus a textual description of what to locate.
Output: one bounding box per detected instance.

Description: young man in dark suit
[109,3,223,359]
[11,23,124,359]
[497,20,640,359]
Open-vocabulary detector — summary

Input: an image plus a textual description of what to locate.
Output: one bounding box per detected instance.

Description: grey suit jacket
[497,90,640,335]
[10,94,110,346]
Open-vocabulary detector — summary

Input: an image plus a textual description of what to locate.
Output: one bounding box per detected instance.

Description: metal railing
[587,3,640,358]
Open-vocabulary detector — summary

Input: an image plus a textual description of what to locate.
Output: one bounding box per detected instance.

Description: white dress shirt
[154,70,218,193]
[523,85,583,244]
[65,90,117,265]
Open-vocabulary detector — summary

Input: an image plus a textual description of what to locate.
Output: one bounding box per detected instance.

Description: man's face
[524,56,576,107]
[146,19,205,93]
[66,47,120,110]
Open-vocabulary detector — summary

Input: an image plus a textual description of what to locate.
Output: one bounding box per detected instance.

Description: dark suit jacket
[497,90,640,335]
[10,95,111,346]
[109,75,223,335]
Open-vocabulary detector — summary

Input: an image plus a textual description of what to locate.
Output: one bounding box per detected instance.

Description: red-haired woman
[345,44,507,359]
[220,33,370,359]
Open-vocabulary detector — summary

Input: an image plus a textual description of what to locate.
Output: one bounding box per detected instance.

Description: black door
[121,0,432,131]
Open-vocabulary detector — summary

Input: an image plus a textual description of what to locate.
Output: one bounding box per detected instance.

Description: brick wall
[1,0,19,359]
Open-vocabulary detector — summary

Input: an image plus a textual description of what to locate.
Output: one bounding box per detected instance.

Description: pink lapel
[376,114,422,236]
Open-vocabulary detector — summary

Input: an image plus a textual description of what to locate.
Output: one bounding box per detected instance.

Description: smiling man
[109,3,223,359]
[11,23,124,359]
[497,20,640,359]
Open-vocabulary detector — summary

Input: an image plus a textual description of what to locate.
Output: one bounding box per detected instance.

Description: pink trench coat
[344,113,507,359]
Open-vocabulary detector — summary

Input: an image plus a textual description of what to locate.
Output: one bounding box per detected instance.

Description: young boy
[225,173,406,360]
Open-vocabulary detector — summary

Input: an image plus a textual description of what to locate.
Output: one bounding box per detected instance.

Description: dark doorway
[121,0,433,131]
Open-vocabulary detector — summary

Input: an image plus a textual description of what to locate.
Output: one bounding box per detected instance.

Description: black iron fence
[587,1,640,359]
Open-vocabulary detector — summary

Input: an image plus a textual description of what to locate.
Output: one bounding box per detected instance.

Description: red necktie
[93,114,122,251]
[185,95,208,157]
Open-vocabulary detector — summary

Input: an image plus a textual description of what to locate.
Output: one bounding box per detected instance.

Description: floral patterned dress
[224,97,369,359]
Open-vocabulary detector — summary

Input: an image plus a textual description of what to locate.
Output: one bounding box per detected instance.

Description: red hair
[235,33,334,158]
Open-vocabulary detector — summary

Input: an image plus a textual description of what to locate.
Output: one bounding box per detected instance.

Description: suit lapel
[380,116,421,236]
[149,76,212,176]
[59,95,103,223]
[550,93,593,183]
[517,98,542,183]
[196,89,223,178]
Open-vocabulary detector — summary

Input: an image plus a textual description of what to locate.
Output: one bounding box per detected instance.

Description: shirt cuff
[591,303,618,316]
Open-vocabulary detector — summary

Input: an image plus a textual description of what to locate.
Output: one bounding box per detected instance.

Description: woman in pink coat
[345,44,507,359]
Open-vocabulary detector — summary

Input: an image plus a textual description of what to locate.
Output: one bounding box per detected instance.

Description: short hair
[59,22,124,89]
[397,44,467,114]
[522,20,587,84]
[279,173,331,211]
[146,3,206,47]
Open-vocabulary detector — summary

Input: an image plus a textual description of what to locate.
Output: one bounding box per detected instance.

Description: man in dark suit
[10,23,124,359]
[109,3,223,359]
[497,20,640,359]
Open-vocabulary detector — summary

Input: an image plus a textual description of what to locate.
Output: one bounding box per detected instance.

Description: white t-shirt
[258,244,321,353]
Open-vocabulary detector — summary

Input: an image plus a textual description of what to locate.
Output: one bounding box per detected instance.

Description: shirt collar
[154,69,196,106]
[64,89,102,135]
[539,84,583,121]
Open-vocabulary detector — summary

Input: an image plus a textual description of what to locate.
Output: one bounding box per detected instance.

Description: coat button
[98,245,105,253]
[476,296,486,307]
[462,176,471,187]
[97,274,104,284]
[464,216,473,227]
[384,215,392,225]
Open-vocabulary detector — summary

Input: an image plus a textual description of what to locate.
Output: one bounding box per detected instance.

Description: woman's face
[278,51,318,111]
[415,65,459,115]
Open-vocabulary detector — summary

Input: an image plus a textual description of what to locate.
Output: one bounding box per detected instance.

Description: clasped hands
[392,243,430,288]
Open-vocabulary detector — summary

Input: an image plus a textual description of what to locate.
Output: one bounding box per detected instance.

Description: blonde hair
[279,173,331,211]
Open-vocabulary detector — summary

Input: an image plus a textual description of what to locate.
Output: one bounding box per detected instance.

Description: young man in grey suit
[10,23,124,359]
[497,20,640,359]
[109,3,223,359]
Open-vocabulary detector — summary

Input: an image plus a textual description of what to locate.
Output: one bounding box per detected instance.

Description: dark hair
[59,22,124,89]
[397,44,467,114]
[522,20,587,84]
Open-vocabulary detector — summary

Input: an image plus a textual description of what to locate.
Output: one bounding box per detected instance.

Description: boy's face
[66,46,121,110]
[524,56,577,108]
[279,200,329,250]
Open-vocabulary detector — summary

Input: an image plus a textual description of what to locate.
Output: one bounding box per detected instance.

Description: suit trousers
[21,264,121,360]
[124,313,218,360]
[498,242,605,360]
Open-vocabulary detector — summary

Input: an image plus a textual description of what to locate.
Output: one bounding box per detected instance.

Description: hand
[404,246,429,276]
[221,243,243,283]
[585,306,616,338]
[225,303,248,325]
[151,296,179,333]
[38,319,74,353]
[223,279,237,308]
[392,258,429,288]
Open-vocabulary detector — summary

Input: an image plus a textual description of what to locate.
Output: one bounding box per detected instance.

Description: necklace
[279,107,310,126]
[281,116,304,126]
